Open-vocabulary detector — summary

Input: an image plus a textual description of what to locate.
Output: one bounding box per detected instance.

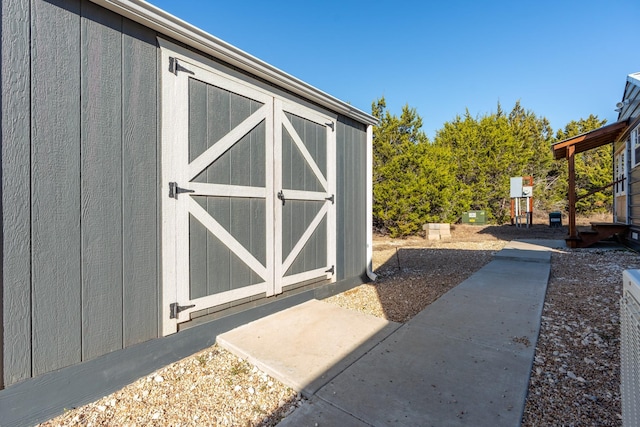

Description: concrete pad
[494,248,551,263]
[509,239,567,250]
[413,289,544,354]
[217,299,400,396]
[316,326,535,427]
[453,259,550,301]
[495,239,568,263]
[277,398,370,427]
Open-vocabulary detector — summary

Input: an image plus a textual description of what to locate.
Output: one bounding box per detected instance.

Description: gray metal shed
[0,0,376,423]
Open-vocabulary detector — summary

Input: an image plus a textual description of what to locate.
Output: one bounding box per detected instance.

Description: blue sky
[149,0,639,139]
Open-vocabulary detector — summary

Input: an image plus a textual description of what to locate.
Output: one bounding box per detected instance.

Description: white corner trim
[365,124,377,281]
[89,0,377,126]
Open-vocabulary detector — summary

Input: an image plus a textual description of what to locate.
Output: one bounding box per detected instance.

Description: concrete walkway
[219,240,563,426]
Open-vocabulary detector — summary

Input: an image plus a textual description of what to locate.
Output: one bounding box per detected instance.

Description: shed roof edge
[89,0,378,126]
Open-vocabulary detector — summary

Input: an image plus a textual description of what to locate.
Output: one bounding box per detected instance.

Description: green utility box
[549,211,562,227]
[462,210,486,225]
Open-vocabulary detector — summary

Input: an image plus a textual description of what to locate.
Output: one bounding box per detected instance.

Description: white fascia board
[89,0,377,126]
[627,72,640,87]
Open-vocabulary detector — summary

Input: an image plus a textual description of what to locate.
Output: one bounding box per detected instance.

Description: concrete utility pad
[217,299,400,396]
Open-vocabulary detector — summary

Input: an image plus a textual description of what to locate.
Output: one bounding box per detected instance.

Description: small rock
[567,371,577,380]
[154,375,164,383]
[97,405,106,412]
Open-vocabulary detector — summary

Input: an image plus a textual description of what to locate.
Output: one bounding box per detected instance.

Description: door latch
[277,190,285,205]
[169,302,195,319]
[169,182,195,199]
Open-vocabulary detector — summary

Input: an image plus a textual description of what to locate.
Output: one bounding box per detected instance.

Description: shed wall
[336,117,368,281]
[1,0,369,389]
[1,0,159,387]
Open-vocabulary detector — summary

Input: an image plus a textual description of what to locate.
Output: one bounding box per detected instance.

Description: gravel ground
[39,223,638,426]
[38,347,302,427]
[521,248,640,426]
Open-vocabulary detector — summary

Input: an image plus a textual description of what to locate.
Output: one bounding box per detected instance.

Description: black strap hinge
[326,265,335,275]
[325,194,334,204]
[169,182,195,199]
[168,57,195,76]
[277,190,286,205]
[170,302,195,319]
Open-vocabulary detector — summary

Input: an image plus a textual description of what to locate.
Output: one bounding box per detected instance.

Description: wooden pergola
[552,119,630,244]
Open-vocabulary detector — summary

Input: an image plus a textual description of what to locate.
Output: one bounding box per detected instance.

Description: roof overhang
[552,119,629,160]
[89,0,378,126]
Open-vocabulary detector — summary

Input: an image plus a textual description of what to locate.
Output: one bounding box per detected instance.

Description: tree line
[372,97,610,236]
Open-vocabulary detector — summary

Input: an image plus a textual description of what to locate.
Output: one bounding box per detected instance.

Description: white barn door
[160,41,335,335]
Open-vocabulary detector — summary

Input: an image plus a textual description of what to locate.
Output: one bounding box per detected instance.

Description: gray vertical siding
[1,0,32,388]
[31,0,83,377]
[121,19,158,348]
[80,0,124,362]
[1,0,159,387]
[336,116,367,281]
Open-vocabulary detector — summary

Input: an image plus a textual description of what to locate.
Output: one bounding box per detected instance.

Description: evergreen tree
[371,97,610,236]
[372,98,456,236]
[434,103,552,223]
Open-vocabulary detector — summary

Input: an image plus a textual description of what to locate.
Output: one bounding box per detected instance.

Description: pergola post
[551,119,631,249]
[567,145,577,241]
